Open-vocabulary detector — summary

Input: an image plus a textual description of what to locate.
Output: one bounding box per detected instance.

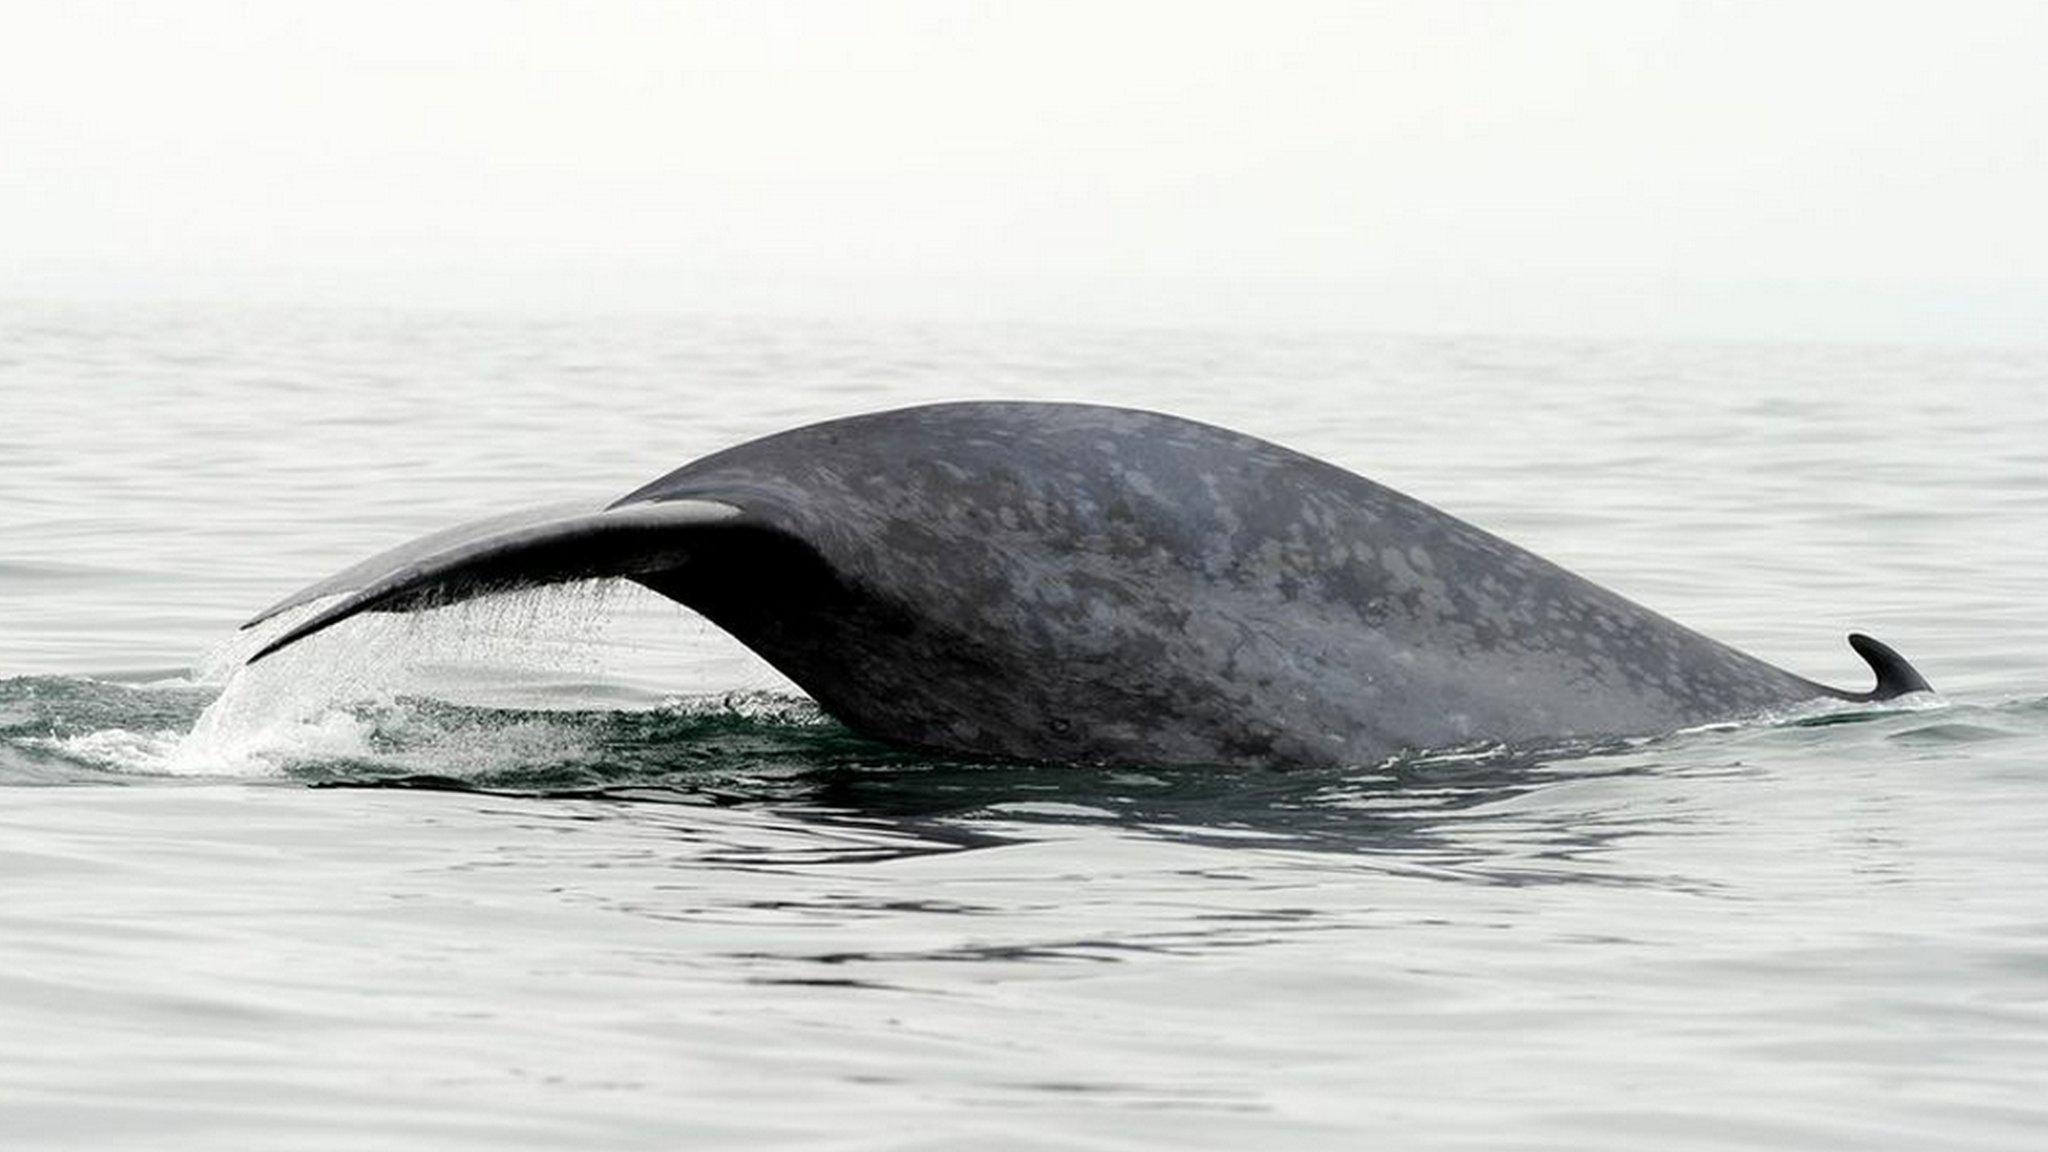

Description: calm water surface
[3,302,2046,1149]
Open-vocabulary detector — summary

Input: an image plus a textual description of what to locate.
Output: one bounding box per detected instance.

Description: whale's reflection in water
[294,690,1918,896]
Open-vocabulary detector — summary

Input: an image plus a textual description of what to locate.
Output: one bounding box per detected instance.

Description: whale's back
[618,402,1828,765]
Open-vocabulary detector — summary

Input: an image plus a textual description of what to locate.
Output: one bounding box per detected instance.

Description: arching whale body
[244,402,1929,768]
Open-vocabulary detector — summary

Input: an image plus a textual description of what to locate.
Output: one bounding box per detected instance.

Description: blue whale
[244,402,1929,768]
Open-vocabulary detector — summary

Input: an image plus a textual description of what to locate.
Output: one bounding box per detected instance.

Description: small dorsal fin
[1847,633,1932,701]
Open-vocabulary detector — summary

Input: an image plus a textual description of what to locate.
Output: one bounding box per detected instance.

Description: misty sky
[4,2,2044,341]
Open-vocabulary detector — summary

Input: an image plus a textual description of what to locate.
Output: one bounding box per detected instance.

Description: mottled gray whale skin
[244,402,1930,768]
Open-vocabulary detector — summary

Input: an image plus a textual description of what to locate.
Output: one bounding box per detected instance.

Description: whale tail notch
[1846,632,1932,701]
[240,498,745,665]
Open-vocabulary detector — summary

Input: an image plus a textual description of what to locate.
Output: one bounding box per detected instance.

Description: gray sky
[5,1,2044,341]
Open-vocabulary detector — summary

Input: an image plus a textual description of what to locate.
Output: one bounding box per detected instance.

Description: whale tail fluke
[1846,632,1933,701]
[241,498,745,665]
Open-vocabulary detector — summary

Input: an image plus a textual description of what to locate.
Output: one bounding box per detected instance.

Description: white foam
[27,706,376,778]
[151,583,641,776]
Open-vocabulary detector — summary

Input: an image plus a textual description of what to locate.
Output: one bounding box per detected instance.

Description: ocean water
[2,300,2045,1150]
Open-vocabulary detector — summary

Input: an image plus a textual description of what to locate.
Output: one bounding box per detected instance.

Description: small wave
[0,580,833,783]
[1,675,873,785]
[0,674,218,781]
